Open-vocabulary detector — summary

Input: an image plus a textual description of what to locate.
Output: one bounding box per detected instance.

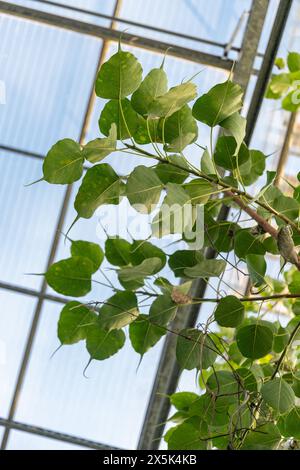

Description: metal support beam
[274,112,298,186]
[137,0,283,450]
[0,1,233,70]
[0,418,120,450]
[246,0,293,142]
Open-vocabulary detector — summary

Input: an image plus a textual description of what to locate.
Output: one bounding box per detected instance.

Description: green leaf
[214,295,244,328]
[148,82,197,118]
[239,150,266,186]
[220,112,246,151]
[74,164,122,219]
[183,179,215,205]
[46,256,93,297]
[192,81,243,127]
[234,230,266,260]
[99,98,139,140]
[237,368,258,393]
[130,240,166,268]
[261,378,295,414]
[151,183,195,238]
[236,324,273,359]
[43,139,83,184]
[126,165,163,213]
[275,57,285,70]
[170,392,199,411]
[282,90,300,112]
[58,301,97,345]
[267,73,291,96]
[155,154,189,184]
[241,423,281,450]
[176,328,217,370]
[133,116,161,145]
[86,325,125,360]
[95,49,142,99]
[289,271,300,294]
[273,195,300,225]
[201,148,216,175]
[206,370,241,406]
[287,52,300,72]
[184,259,226,279]
[214,136,249,171]
[118,257,163,289]
[98,291,138,331]
[168,250,203,278]
[149,294,177,325]
[105,237,131,267]
[83,124,117,163]
[273,326,289,353]
[129,314,165,355]
[189,393,229,427]
[246,254,267,287]
[162,105,198,152]
[285,407,300,438]
[71,240,104,273]
[131,67,168,116]
[167,423,206,450]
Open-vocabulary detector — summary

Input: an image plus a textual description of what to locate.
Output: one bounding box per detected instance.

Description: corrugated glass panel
[0,290,35,417]
[6,430,86,450]
[0,152,64,290]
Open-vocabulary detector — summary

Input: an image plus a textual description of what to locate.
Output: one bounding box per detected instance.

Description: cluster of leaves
[35,46,300,450]
[267,51,300,111]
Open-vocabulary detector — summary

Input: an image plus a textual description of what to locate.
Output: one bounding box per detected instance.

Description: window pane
[6,430,86,450]
[0,291,36,416]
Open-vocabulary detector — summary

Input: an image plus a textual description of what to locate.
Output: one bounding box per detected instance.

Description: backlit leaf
[43,139,83,184]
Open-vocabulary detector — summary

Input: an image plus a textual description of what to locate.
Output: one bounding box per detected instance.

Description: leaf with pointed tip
[192,81,243,127]
[130,240,166,268]
[131,67,168,116]
[214,295,244,328]
[74,163,122,219]
[184,259,226,279]
[214,136,249,171]
[241,423,281,450]
[206,370,240,406]
[168,250,203,278]
[149,294,177,326]
[246,254,266,287]
[43,139,83,184]
[148,82,197,118]
[234,230,266,260]
[183,179,215,205]
[239,149,266,186]
[167,423,207,450]
[99,99,139,140]
[58,301,97,345]
[152,183,195,238]
[105,237,132,267]
[129,314,165,355]
[46,256,94,297]
[118,258,163,289]
[86,325,125,360]
[162,105,198,152]
[176,328,217,370]
[126,165,163,214]
[98,291,138,331]
[155,154,189,184]
[287,52,300,72]
[83,124,117,163]
[220,112,246,151]
[261,378,295,414]
[201,148,216,175]
[95,49,142,99]
[236,324,273,359]
[70,240,104,273]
